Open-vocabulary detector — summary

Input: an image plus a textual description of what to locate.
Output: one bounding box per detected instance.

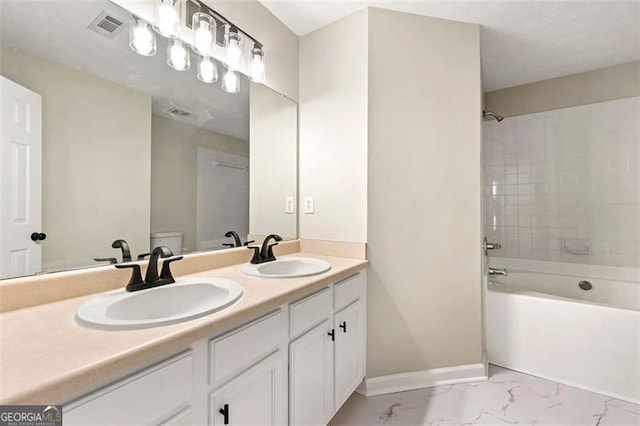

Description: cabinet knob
[219,403,229,425]
[328,329,335,341]
[339,321,347,333]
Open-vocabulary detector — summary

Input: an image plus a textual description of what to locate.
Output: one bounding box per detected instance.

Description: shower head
[483,110,504,122]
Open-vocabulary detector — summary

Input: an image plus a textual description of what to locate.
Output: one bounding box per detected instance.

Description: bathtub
[485,257,640,403]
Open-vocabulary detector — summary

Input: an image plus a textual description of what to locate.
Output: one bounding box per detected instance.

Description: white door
[210,351,285,426]
[289,319,334,425]
[334,300,364,409]
[0,76,42,279]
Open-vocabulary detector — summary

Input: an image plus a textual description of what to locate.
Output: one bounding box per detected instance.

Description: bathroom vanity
[0,247,367,426]
[66,270,366,425]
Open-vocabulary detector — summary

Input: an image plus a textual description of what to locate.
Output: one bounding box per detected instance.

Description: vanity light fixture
[222,68,240,93]
[249,43,265,83]
[129,18,156,56]
[128,0,266,93]
[224,26,243,70]
[197,56,218,83]
[191,12,215,57]
[153,0,181,38]
[167,39,190,71]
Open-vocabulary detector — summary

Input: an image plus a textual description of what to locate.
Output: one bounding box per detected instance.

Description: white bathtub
[486,257,640,403]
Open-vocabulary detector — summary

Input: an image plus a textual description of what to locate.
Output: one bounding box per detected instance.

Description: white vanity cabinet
[63,269,366,426]
[289,288,335,425]
[209,351,285,425]
[64,352,194,425]
[289,272,366,425]
[208,310,287,426]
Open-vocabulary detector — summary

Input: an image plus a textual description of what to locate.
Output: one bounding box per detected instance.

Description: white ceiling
[0,0,249,141]
[259,0,640,91]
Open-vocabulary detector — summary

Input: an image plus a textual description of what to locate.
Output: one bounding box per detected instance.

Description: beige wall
[484,60,640,117]
[367,8,483,376]
[1,46,151,271]
[298,10,369,243]
[150,115,248,253]
[249,83,297,240]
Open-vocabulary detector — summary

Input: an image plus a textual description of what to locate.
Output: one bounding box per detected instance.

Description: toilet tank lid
[151,231,183,238]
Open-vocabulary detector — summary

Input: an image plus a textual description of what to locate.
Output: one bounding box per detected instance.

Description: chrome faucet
[488,267,508,277]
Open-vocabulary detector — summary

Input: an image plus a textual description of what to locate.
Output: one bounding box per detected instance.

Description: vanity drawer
[289,287,332,339]
[64,352,192,425]
[334,273,364,311]
[209,310,285,387]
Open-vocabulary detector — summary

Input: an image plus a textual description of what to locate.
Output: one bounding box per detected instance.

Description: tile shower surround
[482,96,640,268]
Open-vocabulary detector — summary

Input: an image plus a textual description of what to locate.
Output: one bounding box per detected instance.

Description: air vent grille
[166,107,192,117]
[88,11,126,39]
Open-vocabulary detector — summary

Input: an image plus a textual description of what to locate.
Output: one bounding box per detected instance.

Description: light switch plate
[285,196,295,214]
[304,196,314,214]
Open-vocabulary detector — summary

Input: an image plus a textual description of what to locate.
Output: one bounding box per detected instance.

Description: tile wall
[482,96,640,268]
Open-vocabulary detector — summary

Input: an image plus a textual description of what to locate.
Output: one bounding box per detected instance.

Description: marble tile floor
[330,365,639,426]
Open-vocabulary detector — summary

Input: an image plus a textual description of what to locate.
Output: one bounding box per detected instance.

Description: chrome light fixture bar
[128,0,266,94]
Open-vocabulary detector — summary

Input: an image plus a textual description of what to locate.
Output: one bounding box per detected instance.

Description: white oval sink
[241,257,331,279]
[76,277,243,329]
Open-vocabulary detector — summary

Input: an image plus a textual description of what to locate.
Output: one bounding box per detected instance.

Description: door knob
[30,232,47,242]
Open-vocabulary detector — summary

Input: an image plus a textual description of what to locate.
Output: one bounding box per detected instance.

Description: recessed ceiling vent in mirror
[166,107,192,117]
[88,11,126,39]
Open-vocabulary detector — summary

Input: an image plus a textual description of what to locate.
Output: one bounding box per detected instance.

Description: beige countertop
[0,252,367,405]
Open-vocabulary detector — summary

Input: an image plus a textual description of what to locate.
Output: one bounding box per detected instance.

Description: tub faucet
[488,267,508,277]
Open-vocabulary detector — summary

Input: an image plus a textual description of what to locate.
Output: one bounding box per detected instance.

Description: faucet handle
[264,242,279,261]
[115,263,144,290]
[94,257,118,264]
[160,255,184,283]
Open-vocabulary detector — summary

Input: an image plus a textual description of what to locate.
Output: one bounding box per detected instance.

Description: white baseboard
[357,363,488,397]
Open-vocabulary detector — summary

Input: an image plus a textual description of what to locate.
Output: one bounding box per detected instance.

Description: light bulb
[192,13,215,57]
[224,27,243,70]
[249,46,265,83]
[129,20,156,56]
[197,56,218,83]
[222,68,239,93]
[153,0,180,38]
[167,39,190,71]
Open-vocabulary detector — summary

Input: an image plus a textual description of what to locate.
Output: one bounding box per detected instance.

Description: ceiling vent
[88,11,126,39]
[166,107,192,117]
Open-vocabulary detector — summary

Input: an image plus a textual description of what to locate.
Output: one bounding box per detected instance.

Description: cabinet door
[64,353,193,425]
[334,300,364,409]
[210,351,285,426]
[289,319,334,425]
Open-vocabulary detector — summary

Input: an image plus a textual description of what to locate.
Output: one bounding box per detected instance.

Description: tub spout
[488,267,508,277]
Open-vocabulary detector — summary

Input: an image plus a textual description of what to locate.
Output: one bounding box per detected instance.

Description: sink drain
[578,280,593,291]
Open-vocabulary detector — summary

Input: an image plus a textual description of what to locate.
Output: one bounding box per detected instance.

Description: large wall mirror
[0,0,297,280]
